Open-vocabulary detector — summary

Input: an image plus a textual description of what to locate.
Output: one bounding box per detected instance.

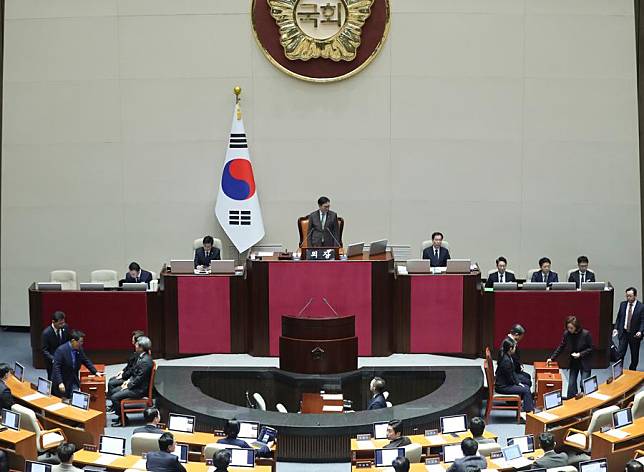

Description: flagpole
[234,86,242,120]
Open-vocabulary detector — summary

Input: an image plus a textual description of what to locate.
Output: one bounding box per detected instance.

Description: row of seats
[49,269,158,290]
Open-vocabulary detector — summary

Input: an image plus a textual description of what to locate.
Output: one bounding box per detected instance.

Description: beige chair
[403,443,422,463]
[631,390,644,419]
[421,240,450,251]
[12,404,66,453]
[149,271,157,280]
[253,392,267,411]
[527,268,541,281]
[131,432,162,456]
[204,442,239,460]
[477,442,501,457]
[193,237,223,251]
[90,269,119,288]
[50,270,77,290]
[563,405,619,452]
[276,403,288,413]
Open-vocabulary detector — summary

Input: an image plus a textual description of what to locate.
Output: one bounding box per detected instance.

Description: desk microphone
[325,227,342,248]
[301,223,317,249]
[298,298,314,316]
[322,297,340,317]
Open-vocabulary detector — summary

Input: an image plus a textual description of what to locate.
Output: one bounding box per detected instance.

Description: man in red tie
[613,287,644,370]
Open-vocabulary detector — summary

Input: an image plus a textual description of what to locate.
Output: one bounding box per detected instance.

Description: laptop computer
[121,282,147,291]
[238,421,259,440]
[374,448,404,467]
[168,413,195,434]
[612,359,624,380]
[612,408,633,429]
[582,376,599,395]
[373,421,389,440]
[1,408,20,431]
[440,414,467,435]
[210,260,235,274]
[13,362,24,381]
[497,443,533,469]
[581,282,606,291]
[252,425,277,448]
[550,282,576,291]
[80,283,104,291]
[522,282,547,291]
[368,239,388,256]
[36,282,62,291]
[406,259,432,273]
[25,461,52,472]
[579,458,608,472]
[543,390,562,410]
[446,259,470,274]
[507,434,535,454]
[171,443,189,463]
[345,242,365,258]
[227,448,255,468]
[170,260,195,274]
[70,390,90,410]
[442,444,465,463]
[493,282,518,290]
[37,377,52,397]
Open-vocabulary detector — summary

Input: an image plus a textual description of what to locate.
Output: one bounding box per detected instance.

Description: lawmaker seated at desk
[422,231,450,267]
[0,363,15,410]
[468,417,496,445]
[532,432,571,469]
[134,407,164,434]
[121,262,153,286]
[52,442,83,472]
[446,437,487,472]
[146,432,186,472]
[384,419,411,449]
[568,255,596,289]
[52,330,102,398]
[392,457,410,472]
[367,376,387,410]
[212,449,232,472]
[531,257,559,285]
[495,339,534,413]
[307,196,341,248]
[107,329,145,401]
[217,419,270,457]
[485,256,516,288]
[194,235,221,269]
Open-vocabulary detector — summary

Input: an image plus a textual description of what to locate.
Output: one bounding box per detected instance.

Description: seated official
[495,339,534,412]
[468,417,495,445]
[532,433,569,469]
[568,255,595,288]
[0,364,15,410]
[108,330,145,402]
[217,420,270,457]
[111,336,154,427]
[123,262,153,286]
[531,257,558,285]
[194,235,221,269]
[446,438,487,472]
[52,443,83,472]
[367,376,387,410]
[626,461,644,472]
[502,324,532,389]
[146,432,186,472]
[306,196,341,248]
[212,449,232,472]
[422,232,450,267]
[134,408,164,434]
[41,310,70,380]
[52,330,101,398]
[392,457,410,472]
[485,256,516,288]
[384,419,411,449]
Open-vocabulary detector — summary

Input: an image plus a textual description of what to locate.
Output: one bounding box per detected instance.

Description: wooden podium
[279,315,358,374]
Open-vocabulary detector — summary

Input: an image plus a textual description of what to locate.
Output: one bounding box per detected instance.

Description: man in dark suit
[52,330,101,398]
[367,376,387,410]
[41,311,70,380]
[306,196,341,248]
[422,232,450,267]
[384,419,411,449]
[146,432,186,472]
[613,287,644,371]
[133,408,163,434]
[531,257,559,285]
[194,235,221,269]
[501,324,532,388]
[446,438,487,472]
[124,262,153,286]
[216,419,270,457]
[111,336,154,426]
[107,330,145,404]
[485,256,517,288]
[568,255,596,288]
[533,433,569,469]
[0,364,15,411]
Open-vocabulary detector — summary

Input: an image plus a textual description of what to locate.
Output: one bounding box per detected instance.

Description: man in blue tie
[52,330,101,398]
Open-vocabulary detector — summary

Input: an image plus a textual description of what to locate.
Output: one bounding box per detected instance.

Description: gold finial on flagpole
[234,86,242,120]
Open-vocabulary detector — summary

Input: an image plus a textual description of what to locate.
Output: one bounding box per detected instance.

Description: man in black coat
[568,255,596,289]
[485,256,517,288]
[41,310,70,379]
[422,232,450,267]
[107,330,145,402]
[613,287,644,370]
[306,196,341,248]
[146,433,186,472]
[133,408,164,434]
[111,336,154,426]
[501,324,532,389]
[52,330,101,398]
[367,376,387,410]
[123,262,153,286]
[194,235,221,269]
[0,364,15,411]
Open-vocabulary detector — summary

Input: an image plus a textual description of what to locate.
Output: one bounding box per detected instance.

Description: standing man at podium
[307,196,341,248]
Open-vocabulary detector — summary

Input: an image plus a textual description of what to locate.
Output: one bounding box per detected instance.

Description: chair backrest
[478,442,502,457]
[383,391,390,400]
[204,442,239,460]
[50,270,77,290]
[131,433,162,456]
[404,443,422,463]
[149,271,157,280]
[297,216,344,249]
[90,269,119,288]
[586,405,619,448]
[567,268,576,279]
[253,392,266,411]
[421,240,450,251]
[11,404,44,450]
[483,347,496,394]
[276,403,288,413]
[527,268,540,281]
[193,238,223,251]
[146,362,157,400]
[633,390,644,419]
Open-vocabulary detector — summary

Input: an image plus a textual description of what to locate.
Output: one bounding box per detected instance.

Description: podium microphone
[301,223,317,249]
[322,297,340,317]
[298,297,314,316]
[325,227,342,248]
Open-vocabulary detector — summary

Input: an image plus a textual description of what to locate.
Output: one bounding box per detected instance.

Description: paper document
[94,454,119,465]
[130,459,147,470]
[356,440,375,450]
[605,429,630,439]
[321,394,343,400]
[534,411,558,421]
[22,393,45,401]
[425,435,445,445]
[322,405,343,412]
[588,392,610,401]
[44,403,66,412]
[397,265,408,275]
[426,465,444,472]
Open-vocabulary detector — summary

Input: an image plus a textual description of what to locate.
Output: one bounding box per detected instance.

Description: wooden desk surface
[256,252,394,262]
[0,427,37,464]
[169,431,276,452]
[301,392,344,414]
[351,431,498,451]
[74,449,272,471]
[593,416,644,444]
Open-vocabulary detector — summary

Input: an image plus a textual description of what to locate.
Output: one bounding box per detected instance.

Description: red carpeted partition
[268,262,372,356]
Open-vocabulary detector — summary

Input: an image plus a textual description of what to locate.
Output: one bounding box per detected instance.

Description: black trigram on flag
[229,133,247,149]
[229,210,251,225]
